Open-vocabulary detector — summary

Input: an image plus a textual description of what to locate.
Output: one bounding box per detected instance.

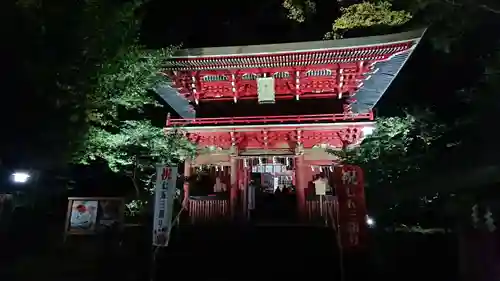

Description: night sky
[141,0,339,48]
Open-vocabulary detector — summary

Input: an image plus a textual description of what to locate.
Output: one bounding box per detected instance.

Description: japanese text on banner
[336,165,367,250]
[152,165,177,247]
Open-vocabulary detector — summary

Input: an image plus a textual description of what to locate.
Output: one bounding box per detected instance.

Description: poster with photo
[68,200,98,233]
[65,197,125,238]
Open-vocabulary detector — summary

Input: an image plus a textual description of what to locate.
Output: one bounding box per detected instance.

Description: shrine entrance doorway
[242,158,297,223]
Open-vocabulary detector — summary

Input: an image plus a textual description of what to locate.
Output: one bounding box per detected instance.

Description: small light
[12,172,30,184]
[366,215,375,227]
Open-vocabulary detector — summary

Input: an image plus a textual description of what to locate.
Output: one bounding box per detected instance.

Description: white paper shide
[152,165,178,246]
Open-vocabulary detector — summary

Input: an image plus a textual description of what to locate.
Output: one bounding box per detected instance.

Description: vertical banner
[152,165,178,247]
[334,165,367,250]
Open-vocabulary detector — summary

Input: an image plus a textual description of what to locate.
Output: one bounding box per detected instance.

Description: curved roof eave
[171,29,426,58]
[349,31,425,114]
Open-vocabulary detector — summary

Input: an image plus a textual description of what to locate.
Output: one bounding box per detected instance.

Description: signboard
[257,77,276,104]
[152,165,178,247]
[65,197,125,236]
[313,178,329,196]
[334,165,367,250]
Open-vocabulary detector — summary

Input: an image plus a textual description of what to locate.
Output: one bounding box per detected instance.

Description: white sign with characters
[341,169,358,185]
[152,165,178,247]
[313,177,329,195]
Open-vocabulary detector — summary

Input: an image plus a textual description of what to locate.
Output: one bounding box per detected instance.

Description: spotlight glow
[366,215,375,227]
[12,172,30,183]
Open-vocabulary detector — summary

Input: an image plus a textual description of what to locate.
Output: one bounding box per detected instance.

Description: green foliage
[125,199,149,217]
[329,112,444,206]
[88,46,175,125]
[76,123,196,172]
[325,2,412,39]
[15,0,196,200]
[282,0,316,23]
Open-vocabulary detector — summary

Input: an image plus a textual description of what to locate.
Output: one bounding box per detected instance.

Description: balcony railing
[166,112,373,127]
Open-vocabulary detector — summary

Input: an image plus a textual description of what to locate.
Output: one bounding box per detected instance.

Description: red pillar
[239,160,249,220]
[295,154,307,221]
[230,156,238,219]
[182,159,191,208]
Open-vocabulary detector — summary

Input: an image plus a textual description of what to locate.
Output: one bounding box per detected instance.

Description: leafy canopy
[15,0,196,196]
[325,2,412,39]
[330,112,443,193]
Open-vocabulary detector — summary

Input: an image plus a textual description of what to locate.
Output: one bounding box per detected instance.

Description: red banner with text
[334,165,367,250]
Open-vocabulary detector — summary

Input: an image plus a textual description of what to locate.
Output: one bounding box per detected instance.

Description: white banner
[152,165,178,247]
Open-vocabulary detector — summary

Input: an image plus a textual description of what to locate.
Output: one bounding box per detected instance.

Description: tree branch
[130,155,141,198]
[442,0,500,14]
[479,4,500,14]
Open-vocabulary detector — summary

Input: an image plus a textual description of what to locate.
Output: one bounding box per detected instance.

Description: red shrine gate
[161,29,424,228]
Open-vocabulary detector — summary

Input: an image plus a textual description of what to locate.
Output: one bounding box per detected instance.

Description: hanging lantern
[244,158,248,168]
[272,156,276,164]
[311,166,315,172]
[286,157,290,167]
[259,157,263,165]
[329,166,333,172]
[320,166,323,172]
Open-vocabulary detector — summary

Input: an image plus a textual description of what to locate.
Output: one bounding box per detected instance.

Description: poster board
[64,197,125,237]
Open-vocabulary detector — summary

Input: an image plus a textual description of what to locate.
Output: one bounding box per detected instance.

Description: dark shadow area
[251,193,297,223]
[195,98,345,118]
[0,211,458,281]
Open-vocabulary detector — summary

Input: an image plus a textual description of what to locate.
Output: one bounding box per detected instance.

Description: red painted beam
[168,62,371,103]
[166,112,373,127]
[188,92,339,102]
[166,42,412,70]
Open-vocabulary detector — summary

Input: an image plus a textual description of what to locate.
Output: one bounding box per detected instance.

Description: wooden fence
[305,195,337,227]
[187,195,230,224]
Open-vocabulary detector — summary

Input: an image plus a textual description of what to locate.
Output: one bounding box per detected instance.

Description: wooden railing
[166,112,374,126]
[305,195,338,228]
[187,195,230,225]
[185,194,337,226]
